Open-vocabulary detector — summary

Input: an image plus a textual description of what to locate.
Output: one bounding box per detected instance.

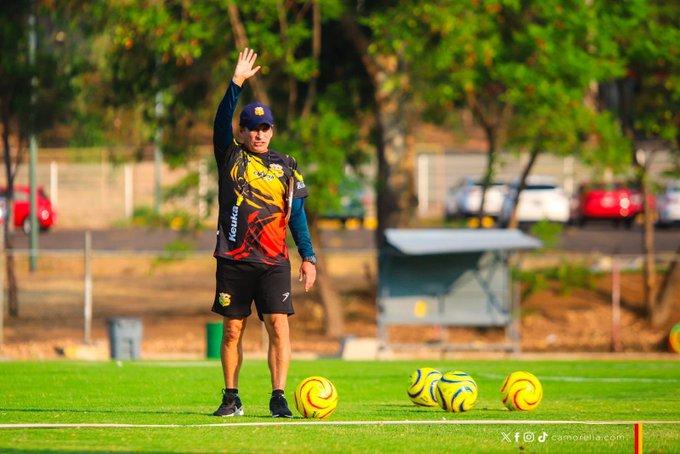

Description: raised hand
[232,47,261,87]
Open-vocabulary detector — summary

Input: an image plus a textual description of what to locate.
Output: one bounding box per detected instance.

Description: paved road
[8,225,680,254]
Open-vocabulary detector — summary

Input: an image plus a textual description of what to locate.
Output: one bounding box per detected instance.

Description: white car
[444,177,508,219]
[499,176,570,224]
[657,182,680,226]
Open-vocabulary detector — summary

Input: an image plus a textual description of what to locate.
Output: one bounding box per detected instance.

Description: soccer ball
[294,376,338,419]
[435,370,478,412]
[500,371,543,411]
[407,367,442,407]
[669,323,680,353]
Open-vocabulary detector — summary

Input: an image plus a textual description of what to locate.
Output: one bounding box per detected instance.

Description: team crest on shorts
[218,292,231,307]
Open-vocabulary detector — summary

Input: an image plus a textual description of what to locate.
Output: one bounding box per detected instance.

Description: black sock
[272,389,284,396]
[225,388,238,395]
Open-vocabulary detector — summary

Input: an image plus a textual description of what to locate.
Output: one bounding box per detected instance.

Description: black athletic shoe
[269,393,293,418]
[213,390,244,417]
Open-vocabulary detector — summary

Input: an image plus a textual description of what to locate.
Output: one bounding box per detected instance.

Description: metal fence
[0,247,675,358]
[14,159,215,229]
[11,147,676,228]
[415,150,675,217]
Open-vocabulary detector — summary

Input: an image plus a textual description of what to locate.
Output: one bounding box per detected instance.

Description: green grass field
[0,359,679,453]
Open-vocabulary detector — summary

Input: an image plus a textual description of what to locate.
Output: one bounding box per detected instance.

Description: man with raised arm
[211,48,317,418]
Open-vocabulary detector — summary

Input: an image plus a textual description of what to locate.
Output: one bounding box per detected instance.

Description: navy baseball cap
[239,102,274,130]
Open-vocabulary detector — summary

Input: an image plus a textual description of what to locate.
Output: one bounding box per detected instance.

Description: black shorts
[211,257,293,321]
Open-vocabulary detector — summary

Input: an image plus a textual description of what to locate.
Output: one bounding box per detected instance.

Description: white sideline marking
[1,420,679,429]
[125,364,680,384]
[476,373,680,384]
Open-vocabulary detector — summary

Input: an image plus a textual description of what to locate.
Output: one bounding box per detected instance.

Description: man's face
[241,124,273,153]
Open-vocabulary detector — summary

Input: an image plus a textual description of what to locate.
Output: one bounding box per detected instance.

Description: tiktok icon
[501,431,549,443]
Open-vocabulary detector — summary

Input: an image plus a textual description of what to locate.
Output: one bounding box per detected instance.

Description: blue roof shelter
[378,229,541,353]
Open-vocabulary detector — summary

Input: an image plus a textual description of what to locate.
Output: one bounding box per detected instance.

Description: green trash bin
[206,322,223,359]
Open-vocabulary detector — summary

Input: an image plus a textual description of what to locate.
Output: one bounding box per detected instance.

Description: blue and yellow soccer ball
[500,371,543,411]
[435,370,478,412]
[294,376,338,419]
[407,367,442,407]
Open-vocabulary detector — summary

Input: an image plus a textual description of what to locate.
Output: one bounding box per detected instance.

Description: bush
[513,260,596,298]
[154,239,195,264]
[529,220,563,250]
[130,206,202,232]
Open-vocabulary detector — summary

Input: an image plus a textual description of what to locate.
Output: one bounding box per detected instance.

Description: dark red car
[574,182,654,227]
[0,185,56,234]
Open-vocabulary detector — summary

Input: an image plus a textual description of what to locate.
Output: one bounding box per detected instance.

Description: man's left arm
[289,197,316,292]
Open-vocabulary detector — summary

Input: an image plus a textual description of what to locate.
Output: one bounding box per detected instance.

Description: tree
[101,1,222,164]
[612,0,680,325]
[0,0,79,316]
[340,3,418,236]
[98,0,357,337]
[499,1,638,228]
[0,1,31,317]
[222,0,356,338]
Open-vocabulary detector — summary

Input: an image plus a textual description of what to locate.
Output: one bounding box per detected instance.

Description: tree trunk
[340,14,416,235]
[477,125,497,223]
[275,0,297,124]
[507,146,540,229]
[309,220,344,338]
[226,4,271,105]
[653,246,679,326]
[636,153,657,322]
[1,109,19,317]
[301,0,320,119]
[374,76,414,232]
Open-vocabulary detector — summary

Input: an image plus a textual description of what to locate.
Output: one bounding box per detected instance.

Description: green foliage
[274,97,364,217]
[547,261,597,295]
[0,1,81,144]
[513,260,596,299]
[130,205,202,232]
[87,0,364,222]
[621,1,679,146]
[130,206,165,227]
[163,171,199,201]
[154,238,195,263]
[529,220,563,250]
[10,0,680,231]
[512,267,549,300]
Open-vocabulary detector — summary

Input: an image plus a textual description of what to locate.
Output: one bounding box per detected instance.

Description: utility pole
[0,225,5,348]
[83,231,92,345]
[153,91,164,214]
[28,7,39,271]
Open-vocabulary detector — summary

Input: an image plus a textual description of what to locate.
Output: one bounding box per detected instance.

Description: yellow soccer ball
[500,371,543,411]
[294,376,338,419]
[407,367,442,407]
[435,370,478,412]
[669,323,680,354]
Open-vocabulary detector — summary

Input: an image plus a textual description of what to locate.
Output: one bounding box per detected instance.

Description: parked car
[574,181,652,228]
[318,177,367,226]
[444,177,508,219]
[657,182,680,227]
[0,185,56,234]
[499,176,570,225]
